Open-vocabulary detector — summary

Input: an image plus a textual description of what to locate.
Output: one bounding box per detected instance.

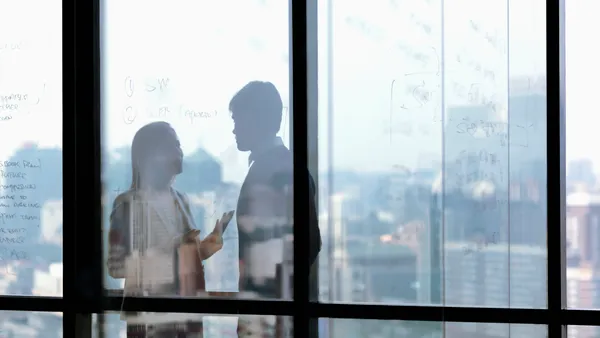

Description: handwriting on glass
[123,76,170,124]
[454,149,503,186]
[453,148,509,212]
[462,232,499,256]
[0,158,43,252]
[455,118,533,148]
[386,33,512,139]
[0,42,22,52]
[0,93,35,121]
[123,76,218,125]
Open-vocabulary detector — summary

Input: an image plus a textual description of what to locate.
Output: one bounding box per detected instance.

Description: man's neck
[252,136,281,151]
[248,136,283,166]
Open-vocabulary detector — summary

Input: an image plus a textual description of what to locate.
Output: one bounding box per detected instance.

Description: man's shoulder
[248,145,316,189]
[262,145,293,167]
[250,146,292,177]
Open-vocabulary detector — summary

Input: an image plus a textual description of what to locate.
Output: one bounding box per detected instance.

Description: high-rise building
[566,266,600,338]
[566,192,600,268]
[443,243,546,327]
[320,193,353,302]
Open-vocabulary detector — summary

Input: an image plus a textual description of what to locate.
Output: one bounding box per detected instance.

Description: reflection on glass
[101,6,315,337]
[317,0,546,307]
[0,311,62,337]
[106,122,227,299]
[565,0,600,311]
[94,312,289,337]
[320,319,545,338]
[0,0,62,296]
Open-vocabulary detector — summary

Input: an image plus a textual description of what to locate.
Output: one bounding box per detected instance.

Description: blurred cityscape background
[0,76,554,337]
[3,0,599,335]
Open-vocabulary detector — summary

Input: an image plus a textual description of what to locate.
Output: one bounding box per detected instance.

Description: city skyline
[0,0,570,181]
[0,0,596,337]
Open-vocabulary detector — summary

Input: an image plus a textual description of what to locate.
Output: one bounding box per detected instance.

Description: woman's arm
[176,190,224,260]
[107,195,131,278]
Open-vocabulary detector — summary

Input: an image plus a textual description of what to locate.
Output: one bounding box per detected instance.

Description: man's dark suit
[236,140,321,298]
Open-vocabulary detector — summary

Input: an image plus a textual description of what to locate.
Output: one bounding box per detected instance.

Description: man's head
[229,81,283,152]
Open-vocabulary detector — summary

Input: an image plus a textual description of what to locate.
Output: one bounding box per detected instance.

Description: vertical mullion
[65,0,102,330]
[92,0,104,309]
[62,0,76,333]
[291,0,311,337]
[73,0,103,315]
[306,0,320,336]
[546,0,566,334]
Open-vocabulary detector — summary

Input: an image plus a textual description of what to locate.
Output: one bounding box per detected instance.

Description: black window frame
[0,0,580,337]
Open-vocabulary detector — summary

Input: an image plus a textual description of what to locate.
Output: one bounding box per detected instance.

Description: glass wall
[320,319,546,338]
[568,326,600,338]
[0,0,63,298]
[0,311,62,337]
[316,0,546,307]
[101,0,300,305]
[93,312,289,337]
[3,0,598,337]
[564,0,600,311]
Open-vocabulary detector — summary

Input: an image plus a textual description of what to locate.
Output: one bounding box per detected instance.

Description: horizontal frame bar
[313,304,550,325]
[2,296,600,327]
[0,0,575,334]
[0,296,63,312]
[108,300,551,326]
[107,297,296,317]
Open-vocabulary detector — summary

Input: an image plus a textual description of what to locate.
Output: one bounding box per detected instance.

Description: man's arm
[271,169,321,267]
[307,173,322,267]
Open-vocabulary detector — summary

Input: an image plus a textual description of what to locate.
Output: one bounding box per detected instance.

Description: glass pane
[568,326,600,338]
[320,319,546,338]
[101,0,299,301]
[94,312,289,337]
[565,0,600,310]
[0,311,63,337]
[0,0,63,297]
[317,0,547,306]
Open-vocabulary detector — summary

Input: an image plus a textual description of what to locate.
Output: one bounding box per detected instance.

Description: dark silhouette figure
[230,81,321,335]
[106,122,224,337]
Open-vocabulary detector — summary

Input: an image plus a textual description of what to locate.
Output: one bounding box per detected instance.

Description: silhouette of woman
[106,121,225,337]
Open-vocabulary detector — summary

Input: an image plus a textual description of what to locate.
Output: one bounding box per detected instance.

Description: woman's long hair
[130,121,172,190]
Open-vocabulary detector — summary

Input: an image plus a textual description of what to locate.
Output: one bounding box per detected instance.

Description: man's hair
[229,81,283,134]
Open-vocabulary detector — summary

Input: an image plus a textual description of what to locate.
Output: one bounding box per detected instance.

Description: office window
[101,0,299,303]
[3,0,595,337]
[565,0,600,309]
[0,311,62,337]
[316,0,546,307]
[319,319,546,338]
[568,326,600,338]
[93,312,290,337]
[0,0,63,297]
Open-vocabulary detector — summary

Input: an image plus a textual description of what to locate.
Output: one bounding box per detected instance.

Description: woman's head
[130,122,183,189]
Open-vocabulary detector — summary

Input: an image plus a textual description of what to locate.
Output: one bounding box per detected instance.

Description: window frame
[0,0,579,337]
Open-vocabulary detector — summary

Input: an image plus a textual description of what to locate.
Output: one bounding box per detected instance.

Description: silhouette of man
[229,81,321,334]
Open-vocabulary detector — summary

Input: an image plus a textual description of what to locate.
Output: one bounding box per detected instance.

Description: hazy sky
[0,0,589,183]
[565,0,600,167]
[0,0,62,160]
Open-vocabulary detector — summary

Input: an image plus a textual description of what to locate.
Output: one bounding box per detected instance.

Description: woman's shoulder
[112,189,137,207]
[172,189,191,205]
